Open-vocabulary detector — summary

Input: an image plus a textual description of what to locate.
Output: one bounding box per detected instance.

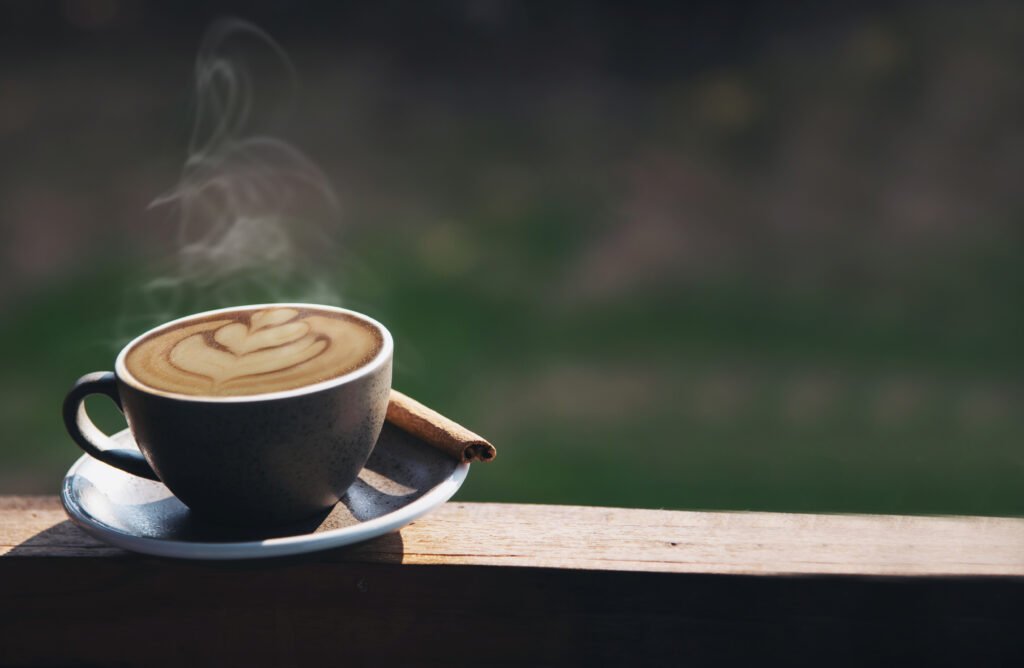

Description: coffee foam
[125,307,383,397]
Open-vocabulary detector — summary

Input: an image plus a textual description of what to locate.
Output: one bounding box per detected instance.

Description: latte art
[125,307,383,396]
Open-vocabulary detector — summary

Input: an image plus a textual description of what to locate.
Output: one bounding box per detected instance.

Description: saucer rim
[60,436,470,560]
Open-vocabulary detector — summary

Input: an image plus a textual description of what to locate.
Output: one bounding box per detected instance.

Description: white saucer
[61,424,469,560]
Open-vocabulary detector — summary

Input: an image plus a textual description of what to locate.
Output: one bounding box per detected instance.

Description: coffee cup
[62,303,393,525]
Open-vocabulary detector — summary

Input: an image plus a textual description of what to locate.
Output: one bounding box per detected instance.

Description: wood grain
[4,497,1024,576]
[3,497,1024,666]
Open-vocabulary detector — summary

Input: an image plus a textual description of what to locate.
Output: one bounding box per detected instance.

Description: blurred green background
[2,1,1022,515]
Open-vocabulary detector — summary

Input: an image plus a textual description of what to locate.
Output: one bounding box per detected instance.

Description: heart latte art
[125,307,383,396]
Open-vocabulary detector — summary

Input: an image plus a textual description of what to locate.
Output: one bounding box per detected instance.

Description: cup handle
[62,372,159,481]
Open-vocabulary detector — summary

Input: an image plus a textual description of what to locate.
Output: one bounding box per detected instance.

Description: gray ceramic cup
[62,304,394,526]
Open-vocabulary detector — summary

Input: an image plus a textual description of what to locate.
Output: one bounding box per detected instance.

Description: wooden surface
[5,496,1024,576]
[3,497,1024,666]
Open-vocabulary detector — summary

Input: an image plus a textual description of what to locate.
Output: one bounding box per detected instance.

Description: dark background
[2,0,1022,514]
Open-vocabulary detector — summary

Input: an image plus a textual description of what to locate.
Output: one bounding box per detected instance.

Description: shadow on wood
[6,519,105,556]
[5,515,408,564]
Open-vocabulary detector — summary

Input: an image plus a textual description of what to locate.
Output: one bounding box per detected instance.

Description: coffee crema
[125,307,383,397]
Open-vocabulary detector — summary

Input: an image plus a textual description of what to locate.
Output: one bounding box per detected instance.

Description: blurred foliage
[1,0,1022,515]
[3,226,1023,515]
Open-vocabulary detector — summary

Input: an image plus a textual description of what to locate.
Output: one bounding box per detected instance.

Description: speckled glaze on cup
[62,304,393,526]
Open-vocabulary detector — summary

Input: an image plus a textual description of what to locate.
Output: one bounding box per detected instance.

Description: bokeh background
[2,0,1022,515]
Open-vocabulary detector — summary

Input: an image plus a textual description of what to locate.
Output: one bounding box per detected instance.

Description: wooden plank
[3,496,1024,576]
[2,557,1021,667]
[3,497,1024,665]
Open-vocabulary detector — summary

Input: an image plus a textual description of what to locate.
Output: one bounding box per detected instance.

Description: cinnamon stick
[386,389,497,463]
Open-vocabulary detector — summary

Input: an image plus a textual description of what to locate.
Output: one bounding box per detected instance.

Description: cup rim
[115,303,393,403]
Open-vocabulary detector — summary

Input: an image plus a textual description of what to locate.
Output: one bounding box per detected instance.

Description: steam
[118,19,342,344]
